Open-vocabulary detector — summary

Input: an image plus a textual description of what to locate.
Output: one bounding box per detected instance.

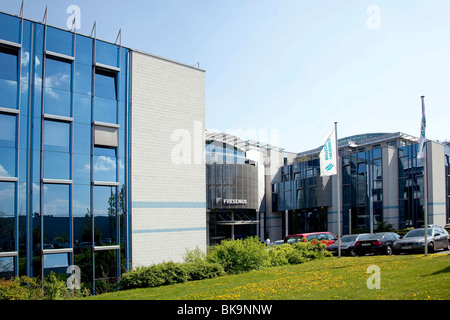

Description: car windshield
[340,235,358,243]
[285,236,301,244]
[404,229,433,238]
[358,233,382,241]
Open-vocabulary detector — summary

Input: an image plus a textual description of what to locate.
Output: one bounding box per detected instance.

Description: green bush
[206,236,269,274]
[120,260,225,290]
[184,261,225,281]
[0,276,40,300]
[267,240,331,267]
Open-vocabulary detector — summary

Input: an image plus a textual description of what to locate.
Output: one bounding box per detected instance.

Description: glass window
[93,147,116,182]
[0,13,21,43]
[95,70,116,100]
[44,58,72,117]
[93,186,118,246]
[43,120,70,153]
[0,47,18,81]
[75,35,92,66]
[43,253,69,276]
[74,63,92,95]
[43,121,70,180]
[73,154,90,185]
[45,58,71,91]
[46,26,73,57]
[94,249,118,294]
[0,79,19,109]
[95,40,118,67]
[0,114,17,177]
[0,256,15,279]
[73,93,91,124]
[73,123,91,155]
[0,182,16,252]
[43,184,70,248]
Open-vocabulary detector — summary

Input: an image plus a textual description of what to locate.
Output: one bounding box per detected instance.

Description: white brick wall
[130,51,206,267]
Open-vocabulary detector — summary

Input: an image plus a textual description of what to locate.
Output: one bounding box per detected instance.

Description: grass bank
[85,254,449,300]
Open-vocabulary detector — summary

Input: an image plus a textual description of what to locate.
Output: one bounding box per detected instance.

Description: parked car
[393,227,449,254]
[326,234,367,256]
[284,232,338,246]
[269,240,285,247]
[353,232,401,256]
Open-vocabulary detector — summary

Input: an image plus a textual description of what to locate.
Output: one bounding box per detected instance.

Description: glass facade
[206,141,259,243]
[341,146,383,233]
[0,12,131,294]
[398,143,424,229]
[445,146,450,223]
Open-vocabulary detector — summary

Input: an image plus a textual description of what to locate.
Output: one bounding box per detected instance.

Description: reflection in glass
[0,12,21,43]
[43,184,70,249]
[43,120,70,152]
[94,97,117,124]
[43,253,69,276]
[94,249,118,294]
[0,256,15,279]
[0,47,18,81]
[74,63,92,95]
[0,79,18,109]
[94,186,118,246]
[74,93,91,124]
[0,182,15,252]
[95,40,118,67]
[0,114,16,177]
[43,151,70,180]
[93,147,117,182]
[95,70,116,100]
[46,26,73,57]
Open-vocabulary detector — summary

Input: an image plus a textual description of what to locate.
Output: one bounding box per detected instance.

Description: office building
[0,9,205,293]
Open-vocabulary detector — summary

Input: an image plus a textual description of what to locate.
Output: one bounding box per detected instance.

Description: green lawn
[86,253,450,300]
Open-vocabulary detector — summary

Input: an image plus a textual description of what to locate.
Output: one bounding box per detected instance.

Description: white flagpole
[335,122,341,258]
[421,96,428,256]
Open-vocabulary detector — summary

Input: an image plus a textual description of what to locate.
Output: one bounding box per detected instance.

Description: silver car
[393,227,450,254]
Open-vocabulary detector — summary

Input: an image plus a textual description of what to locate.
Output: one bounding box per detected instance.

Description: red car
[283,232,338,246]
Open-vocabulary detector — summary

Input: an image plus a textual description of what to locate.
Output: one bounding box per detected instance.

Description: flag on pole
[320,128,337,176]
[417,96,426,159]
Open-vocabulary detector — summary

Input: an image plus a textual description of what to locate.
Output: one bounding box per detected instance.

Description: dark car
[326,234,367,256]
[393,227,450,254]
[354,232,401,256]
[284,232,338,246]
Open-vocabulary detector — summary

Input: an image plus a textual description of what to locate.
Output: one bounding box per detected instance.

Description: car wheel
[447,240,450,251]
[386,245,393,255]
[428,242,435,254]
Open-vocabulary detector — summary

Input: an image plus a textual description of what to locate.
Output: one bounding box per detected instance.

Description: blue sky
[1,0,449,152]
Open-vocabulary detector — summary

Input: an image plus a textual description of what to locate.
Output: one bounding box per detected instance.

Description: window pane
[75,35,92,66]
[43,184,70,248]
[43,151,70,180]
[93,147,116,182]
[0,114,16,148]
[45,58,71,91]
[0,12,21,43]
[43,253,69,276]
[43,121,70,152]
[95,40,118,67]
[74,63,92,95]
[94,186,118,246]
[0,114,17,177]
[0,182,16,252]
[95,71,116,100]
[94,97,117,124]
[73,123,91,155]
[94,249,118,294]
[0,79,18,109]
[73,154,90,185]
[0,47,18,81]
[73,93,91,124]
[44,87,72,117]
[46,26,73,56]
[0,256,15,279]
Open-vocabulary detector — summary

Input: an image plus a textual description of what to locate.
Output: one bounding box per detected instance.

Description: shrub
[185,261,225,281]
[0,277,38,300]
[206,236,269,274]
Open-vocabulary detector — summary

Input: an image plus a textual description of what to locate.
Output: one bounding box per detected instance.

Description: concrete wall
[427,141,447,226]
[382,146,399,229]
[130,51,206,267]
